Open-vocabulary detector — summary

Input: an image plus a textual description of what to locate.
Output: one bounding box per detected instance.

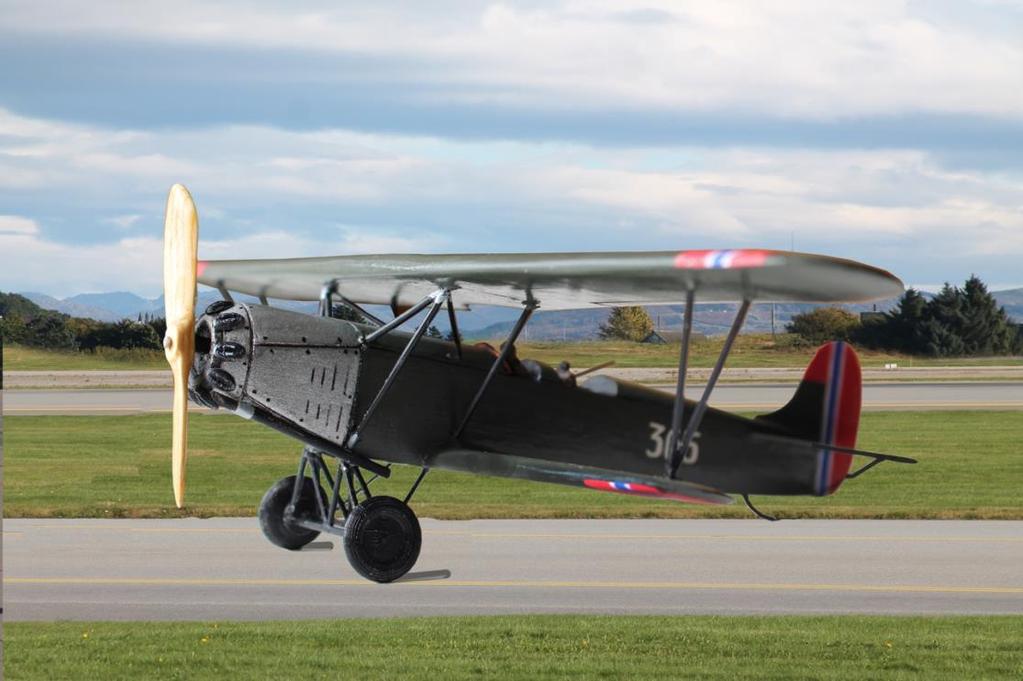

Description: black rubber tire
[258,475,325,551]
[343,496,421,583]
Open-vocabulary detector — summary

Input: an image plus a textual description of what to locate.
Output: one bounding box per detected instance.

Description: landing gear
[258,475,325,550]
[258,448,428,583]
[343,496,421,583]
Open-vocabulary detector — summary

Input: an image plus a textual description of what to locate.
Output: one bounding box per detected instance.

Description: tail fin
[756,341,862,495]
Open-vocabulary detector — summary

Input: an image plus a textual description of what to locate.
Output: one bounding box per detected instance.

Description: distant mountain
[20,291,139,322]
[66,292,161,319]
[18,287,1022,337]
[994,287,1023,322]
[470,299,907,340]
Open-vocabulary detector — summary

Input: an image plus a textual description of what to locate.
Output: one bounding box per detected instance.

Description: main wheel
[259,475,325,551]
[343,496,421,583]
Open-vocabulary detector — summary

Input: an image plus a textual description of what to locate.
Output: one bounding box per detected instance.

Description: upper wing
[198,249,902,310]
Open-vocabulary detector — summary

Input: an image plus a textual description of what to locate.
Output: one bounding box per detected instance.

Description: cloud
[104,214,142,229]
[2,0,1023,130]
[1,108,1022,296]
[0,214,38,235]
[0,225,443,297]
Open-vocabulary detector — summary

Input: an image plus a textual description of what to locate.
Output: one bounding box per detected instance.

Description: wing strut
[347,289,450,448]
[319,279,386,327]
[668,298,752,479]
[454,300,537,439]
[446,296,463,361]
[665,288,695,477]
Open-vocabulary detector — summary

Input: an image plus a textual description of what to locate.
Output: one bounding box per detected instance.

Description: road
[5,519,1022,621]
[6,382,1022,414]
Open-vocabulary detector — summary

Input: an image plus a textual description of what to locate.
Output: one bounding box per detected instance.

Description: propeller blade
[163,184,198,509]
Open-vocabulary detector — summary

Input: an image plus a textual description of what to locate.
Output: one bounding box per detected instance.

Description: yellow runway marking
[8,576,1023,595]
[16,525,1023,542]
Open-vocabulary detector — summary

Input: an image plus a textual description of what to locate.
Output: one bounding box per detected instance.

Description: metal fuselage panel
[351,335,818,496]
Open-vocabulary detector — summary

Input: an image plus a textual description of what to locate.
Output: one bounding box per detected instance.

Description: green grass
[5,616,1022,680]
[5,411,1022,519]
[6,336,1021,371]
[513,335,1023,369]
[3,344,167,371]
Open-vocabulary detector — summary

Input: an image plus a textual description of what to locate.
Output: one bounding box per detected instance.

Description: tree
[858,288,928,353]
[0,313,28,345]
[960,275,1017,355]
[111,320,161,349]
[599,306,654,341]
[24,315,75,349]
[0,292,45,319]
[921,284,966,356]
[785,307,860,345]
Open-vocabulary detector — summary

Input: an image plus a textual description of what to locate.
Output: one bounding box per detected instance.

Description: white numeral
[645,422,667,458]
[646,421,700,465]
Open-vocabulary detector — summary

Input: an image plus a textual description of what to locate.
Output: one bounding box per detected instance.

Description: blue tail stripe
[817,341,845,495]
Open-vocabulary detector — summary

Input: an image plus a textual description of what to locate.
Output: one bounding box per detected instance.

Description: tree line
[787,275,1021,356]
[0,292,165,351]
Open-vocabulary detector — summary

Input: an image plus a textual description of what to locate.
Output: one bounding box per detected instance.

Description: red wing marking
[673,249,772,270]
[583,479,722,505]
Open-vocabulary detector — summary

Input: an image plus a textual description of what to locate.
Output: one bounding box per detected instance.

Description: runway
[6,381,1022,414]
[5,519,1023,621]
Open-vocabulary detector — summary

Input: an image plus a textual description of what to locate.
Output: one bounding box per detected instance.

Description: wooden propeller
[163,184,198,509]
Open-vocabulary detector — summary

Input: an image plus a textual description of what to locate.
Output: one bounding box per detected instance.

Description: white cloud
[0,227,444,297]
[104,214,142,229]
[2,108,1023,295]
[0,215,39,235]
[4,1,1023,118]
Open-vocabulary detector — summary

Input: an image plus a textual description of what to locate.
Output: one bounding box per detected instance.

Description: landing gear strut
[259,448,427,583]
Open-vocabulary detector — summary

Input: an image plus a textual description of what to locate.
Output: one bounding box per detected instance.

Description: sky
[1,0,1022,298]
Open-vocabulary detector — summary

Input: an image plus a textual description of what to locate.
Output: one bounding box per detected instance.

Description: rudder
[756,341,862,495]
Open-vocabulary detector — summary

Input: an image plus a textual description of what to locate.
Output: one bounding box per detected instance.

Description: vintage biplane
[162,184,916,582]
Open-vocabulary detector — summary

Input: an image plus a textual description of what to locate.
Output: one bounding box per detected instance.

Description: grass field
[5,411,1022,519]
[3,344,167,371]
[6,336,1022,371]
[515,336,1023,369]
[6,616,1022,680]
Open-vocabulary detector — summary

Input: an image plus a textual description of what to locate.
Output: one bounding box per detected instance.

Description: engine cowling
[190,302,364,447]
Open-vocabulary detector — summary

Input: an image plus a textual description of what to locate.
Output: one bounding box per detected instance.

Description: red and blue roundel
[582,479,719,505]
[673,249,773,270]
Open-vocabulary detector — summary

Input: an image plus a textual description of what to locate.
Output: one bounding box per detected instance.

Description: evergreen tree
[599,306,654,341]
[882,288,928,353]
[960,275,1017,355]
[921,284,966,356]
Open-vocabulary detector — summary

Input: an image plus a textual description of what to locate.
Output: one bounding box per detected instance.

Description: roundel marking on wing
[674,249,773,270]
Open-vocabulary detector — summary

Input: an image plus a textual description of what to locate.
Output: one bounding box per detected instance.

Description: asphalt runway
[5,519,1022,621]
[6,382,1022,415]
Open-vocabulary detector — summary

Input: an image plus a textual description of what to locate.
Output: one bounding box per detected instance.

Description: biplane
[162,184,916,583]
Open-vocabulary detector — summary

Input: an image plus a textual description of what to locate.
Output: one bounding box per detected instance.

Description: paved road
[6,382,1022,414]
[5,519,1022,621]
